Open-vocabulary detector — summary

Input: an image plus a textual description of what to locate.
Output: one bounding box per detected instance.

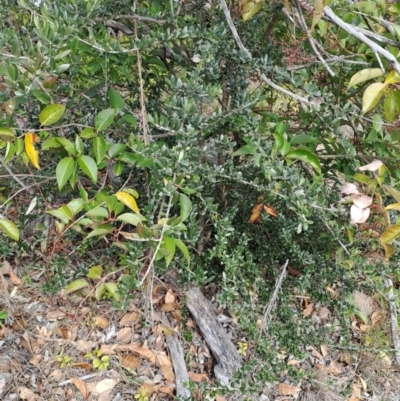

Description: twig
[134,21,149,145]
[259,260,289,338]
[138,193,174,286]
[323,6,400,75]
[114,14,166,25]
[260,74,319,107]
[294,1,335,77]
[0,156,33,193]
[384,278,400,367]
[219,0,251,58]
[55,372,109,387]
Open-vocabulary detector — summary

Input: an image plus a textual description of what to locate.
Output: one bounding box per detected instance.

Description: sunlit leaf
[87,206,109,218]
[0,127,15,142]
[384,71,400,85]
[350,205,370,224]
[104,282,121,301]
[362,82,387,114]
[385,203,400,211]
[353,194,373,209]
[0,218,20,241]
[115,191,140,213]
[311,0,325,31]
[348,68,384,89]
[84,225,113,240]
[340,183,359,195]
[232,142,257,157]
[39,104,65,126]
[116,213,146,226]
[24,132,40,169]
[381,224,400,244]
[65,278,89,294]
[242,0,262,21]
[383,244,395,261]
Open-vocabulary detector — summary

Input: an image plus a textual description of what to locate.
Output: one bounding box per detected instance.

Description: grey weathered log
[185,286,242,385]
[164,316,191,400]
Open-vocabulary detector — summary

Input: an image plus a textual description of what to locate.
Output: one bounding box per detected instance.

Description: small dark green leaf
[108,89,124,112]
[179,193,192,222]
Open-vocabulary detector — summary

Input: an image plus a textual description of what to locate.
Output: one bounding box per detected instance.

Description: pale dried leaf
[359,160,383,172]
[303,303,314,317]
[95,379,118,395]
[188,372,208,382]
[29,354,42,366]
[340,183,359,195]
[93,316,109,329]
[320,344,329,358]
[0,261,22,285]
[116,327,132,344]
[120,312,140,326]
[352,195,373,209]
[48,369,64,383]
[350,205,370,224]
[161,365,175,382]
[165,288,175,303]
[277,383,300,396]
[75,340,95,353]
[98,389,113,401]
[156,352,172,368]
[18,386,36,401]
[371,310,383,326]
[287,359,301,366]
[70,377,89,400]
[119,354,140,370]
[159,385,175,396]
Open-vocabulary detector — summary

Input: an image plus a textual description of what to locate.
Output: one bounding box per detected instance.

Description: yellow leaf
[115,191,139,213]
[311,0,325,31]
[362,82,388,114]
[383,244,395,260]
[24,132,40,169]
[242,0,263,22]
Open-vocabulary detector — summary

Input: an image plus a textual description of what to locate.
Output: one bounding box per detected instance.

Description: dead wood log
[164,314,191,400]
[185,286,242,385]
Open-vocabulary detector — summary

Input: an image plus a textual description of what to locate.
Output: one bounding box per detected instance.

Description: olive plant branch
[323,6,400,74]
[138,193,174,287]
[294,0,335,77]
[218,0,251,58]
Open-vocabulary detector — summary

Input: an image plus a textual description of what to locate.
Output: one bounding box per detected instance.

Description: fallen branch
[259,260,289,338]
[163,314,190,400]
[186,286,242,385]
[323,6,400,74]
[384,278,400,367]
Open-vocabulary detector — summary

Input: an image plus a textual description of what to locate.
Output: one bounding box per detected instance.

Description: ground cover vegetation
[1,0,400,399]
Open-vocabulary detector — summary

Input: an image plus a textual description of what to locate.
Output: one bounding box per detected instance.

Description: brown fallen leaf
[188,372,208,382]
[120,312,140,326]
[303,303,314,317]
[70,377,89,400]
[277,383,300,396]
[18,386,36,401]
[263,204,277,217]
[72,362,93,370]
[98,389,114,401]
[161,302,179,312]
[116,327,132,344]
[159,385,175,396]
[320,344,329,358]
[0,260,22,285]
[119,354,140,370]
[93,316,109,329]
[371,310,382,326]
[95,379,118,395]
[29,354,42,366]
[165,288,175,303]
[161,365,175,382]
[249,203,263,224]
[116,344,156,364]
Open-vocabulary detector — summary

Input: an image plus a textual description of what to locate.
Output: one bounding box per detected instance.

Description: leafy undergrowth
[1,252,400,401]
